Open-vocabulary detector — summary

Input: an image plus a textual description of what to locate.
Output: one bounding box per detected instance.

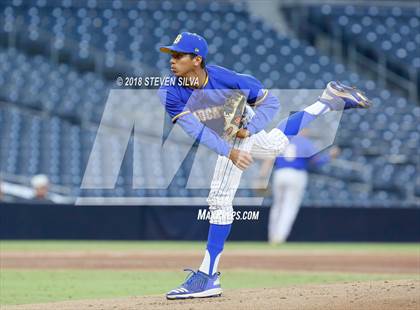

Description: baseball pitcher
[158,32,371,299]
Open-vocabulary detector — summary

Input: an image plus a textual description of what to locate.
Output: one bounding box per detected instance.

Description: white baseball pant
[207,128,289,225]
[268,168,308,243]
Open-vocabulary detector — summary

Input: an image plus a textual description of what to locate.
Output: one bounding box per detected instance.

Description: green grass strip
[1,240,419,253]
[1,269,417,305]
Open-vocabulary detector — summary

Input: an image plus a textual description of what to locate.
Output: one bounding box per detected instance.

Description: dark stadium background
[0,0,419,241]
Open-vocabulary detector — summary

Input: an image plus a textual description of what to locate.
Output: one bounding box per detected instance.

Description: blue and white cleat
[319,81,372,110]
[166,269,222,300]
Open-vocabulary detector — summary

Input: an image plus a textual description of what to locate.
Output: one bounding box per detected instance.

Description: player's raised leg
[276,81,371,136]
[246,81,371,160]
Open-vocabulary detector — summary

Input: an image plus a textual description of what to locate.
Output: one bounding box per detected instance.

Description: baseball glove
[222,91,247,141]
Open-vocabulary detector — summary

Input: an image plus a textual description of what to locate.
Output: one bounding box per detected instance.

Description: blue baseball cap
[159,32,208,59]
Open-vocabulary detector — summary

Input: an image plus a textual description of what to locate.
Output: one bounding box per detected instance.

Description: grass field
[2,269,415,305]
[1,240,419,252]
[1,241,419,306]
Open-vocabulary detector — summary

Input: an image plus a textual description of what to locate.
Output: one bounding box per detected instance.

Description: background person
[30,174,53,203]
[259,129,340,244]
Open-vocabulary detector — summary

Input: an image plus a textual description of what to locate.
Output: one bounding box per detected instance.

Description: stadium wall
[0,204,419,242]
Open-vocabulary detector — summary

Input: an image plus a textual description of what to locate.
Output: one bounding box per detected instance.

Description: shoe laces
[183,268,197,282]
[181,268,209,291]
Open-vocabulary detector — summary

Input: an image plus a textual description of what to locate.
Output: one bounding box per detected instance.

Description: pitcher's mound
[3,279,418,310]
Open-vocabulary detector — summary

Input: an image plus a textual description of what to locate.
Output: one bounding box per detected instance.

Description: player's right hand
[229,148,253,170]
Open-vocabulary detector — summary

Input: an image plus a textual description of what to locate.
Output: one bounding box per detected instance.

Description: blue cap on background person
[160,32,208,59]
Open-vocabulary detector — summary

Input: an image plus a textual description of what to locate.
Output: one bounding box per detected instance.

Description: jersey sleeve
[158,85,190,123]
[211,66,268,104]
[235,73,268,105]
[304,139,330,166]
[176,113,231,157]
[158,85,231,157]
[309,147,331,166]
[233,72,280,135]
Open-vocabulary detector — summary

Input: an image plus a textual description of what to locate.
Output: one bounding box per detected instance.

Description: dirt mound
[1,250,418,273]
[3,279,418,310]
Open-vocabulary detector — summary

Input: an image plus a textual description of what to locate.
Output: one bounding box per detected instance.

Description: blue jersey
[274,136,330,171]
[158,65,280,156]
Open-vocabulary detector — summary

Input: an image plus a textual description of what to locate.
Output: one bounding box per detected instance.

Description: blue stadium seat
[0,1,418,206]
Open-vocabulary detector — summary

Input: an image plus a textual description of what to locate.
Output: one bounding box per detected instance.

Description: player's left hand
[236,128,250,139]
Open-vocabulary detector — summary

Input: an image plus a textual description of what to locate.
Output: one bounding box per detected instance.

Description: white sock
[304,101,330,116]
[199,250,222,275]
